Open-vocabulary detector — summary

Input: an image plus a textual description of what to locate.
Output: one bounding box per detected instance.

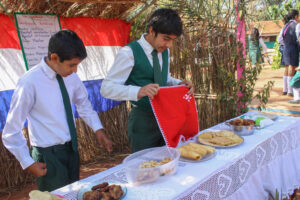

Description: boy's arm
[2,81,35,170]
[72,76,112,152]
[100,46,141,101]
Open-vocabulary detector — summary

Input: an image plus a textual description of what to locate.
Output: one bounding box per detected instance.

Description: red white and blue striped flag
[0,14,131,131]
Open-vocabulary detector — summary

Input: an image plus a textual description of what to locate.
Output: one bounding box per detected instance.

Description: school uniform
[100,34,181,153]
[282,20,300,66]
[2,58,103,191]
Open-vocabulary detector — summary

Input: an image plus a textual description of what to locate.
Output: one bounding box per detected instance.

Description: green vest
[125,41,169,112]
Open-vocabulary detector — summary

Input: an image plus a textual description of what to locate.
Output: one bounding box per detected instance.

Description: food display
[178,142,215,161]
[82,182,124,200]
[122,146,180,185]
[198,130,243,147]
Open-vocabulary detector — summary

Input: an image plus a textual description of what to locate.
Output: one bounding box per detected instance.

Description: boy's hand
[26,162,47,177]
[138,84,160,100]
[95,129,113,152]
[179,80,194,95]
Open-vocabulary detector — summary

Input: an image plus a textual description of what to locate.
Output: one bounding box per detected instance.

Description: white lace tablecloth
[53,111,300,200]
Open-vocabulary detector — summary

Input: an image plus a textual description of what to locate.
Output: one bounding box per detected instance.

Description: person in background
[278,14,291,95]
[100,8,194,153]
[287,9,300,104]
[248,27,268,68]
[2,29,113,191]
[279,9,300,99]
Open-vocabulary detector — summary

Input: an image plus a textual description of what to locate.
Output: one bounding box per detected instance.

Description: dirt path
[250,65,300,116]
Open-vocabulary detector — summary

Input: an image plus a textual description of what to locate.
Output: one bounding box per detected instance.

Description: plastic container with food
[122,146,180,186]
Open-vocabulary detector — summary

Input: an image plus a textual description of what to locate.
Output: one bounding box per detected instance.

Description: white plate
[77,181,127,200]
[180,151,216,163]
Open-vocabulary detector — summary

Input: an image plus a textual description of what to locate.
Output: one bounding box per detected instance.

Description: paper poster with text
[15,13,61,70]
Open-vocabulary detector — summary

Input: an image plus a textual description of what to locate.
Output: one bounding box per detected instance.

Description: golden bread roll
[188,142,215,154]
[181,144,207,156]
[178,146,202,160]
[186,142,209,155]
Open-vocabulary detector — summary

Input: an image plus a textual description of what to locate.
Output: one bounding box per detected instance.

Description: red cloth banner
[0,14,20,49]
[59,17,130,47]
[150,86,199,147]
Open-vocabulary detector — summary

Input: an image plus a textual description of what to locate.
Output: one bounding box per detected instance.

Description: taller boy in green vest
[101,8,194,153]
[2,29,113,192]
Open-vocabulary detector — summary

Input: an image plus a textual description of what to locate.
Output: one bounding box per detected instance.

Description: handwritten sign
[15,14,61,70]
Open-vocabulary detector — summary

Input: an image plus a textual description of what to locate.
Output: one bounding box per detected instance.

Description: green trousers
[127,106,165,153]
[31,142,79,192]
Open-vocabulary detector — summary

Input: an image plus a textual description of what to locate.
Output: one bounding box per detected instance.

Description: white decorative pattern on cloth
[177,124,300,200]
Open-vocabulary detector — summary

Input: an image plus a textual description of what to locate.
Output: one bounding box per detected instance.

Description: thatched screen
[170,28,239,129]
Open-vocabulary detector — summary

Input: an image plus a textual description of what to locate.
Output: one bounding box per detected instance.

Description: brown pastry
[230,118,255,126]
[108,185,123,199]
[99,185,109,192]
[92,182,109,190]
[101,192,112,200]
[83,190,102,200]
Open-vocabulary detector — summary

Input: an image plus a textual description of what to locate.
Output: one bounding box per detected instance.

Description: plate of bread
[197,130,244,148]
[178,142,216,162]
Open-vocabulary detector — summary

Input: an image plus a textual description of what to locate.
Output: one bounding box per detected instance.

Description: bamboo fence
[170,27,239,130]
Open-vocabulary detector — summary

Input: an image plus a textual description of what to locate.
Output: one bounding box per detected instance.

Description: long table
[53,111,300,200]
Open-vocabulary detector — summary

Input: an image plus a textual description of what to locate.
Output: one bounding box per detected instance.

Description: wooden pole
[235,0,246,113]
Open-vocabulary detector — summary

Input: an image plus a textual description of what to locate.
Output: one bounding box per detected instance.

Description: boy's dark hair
[288,9,299,21]
[283,14,290,24]
[147,8,183,37]
[250,27,259,41]
[48,29,87,62]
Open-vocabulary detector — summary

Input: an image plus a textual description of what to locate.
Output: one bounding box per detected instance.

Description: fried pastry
[216,130,235,137]
[198,131,215,139]
[108,184,123,199]
[83,190,102,200]
[208,136,234,146]
[178,146,202,160]
[188,142,215,154]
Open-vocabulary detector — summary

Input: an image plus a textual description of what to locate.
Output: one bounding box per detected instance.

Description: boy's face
[50,54,82,77]
[148,27,178,53]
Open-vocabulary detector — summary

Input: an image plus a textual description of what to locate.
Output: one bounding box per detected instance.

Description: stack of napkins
[241,114,274,128]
